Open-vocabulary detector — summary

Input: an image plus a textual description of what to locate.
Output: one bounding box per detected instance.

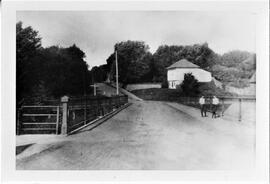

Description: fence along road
[17,95,129,135]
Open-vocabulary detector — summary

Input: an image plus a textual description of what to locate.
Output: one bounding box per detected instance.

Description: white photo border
[1,0,269,183]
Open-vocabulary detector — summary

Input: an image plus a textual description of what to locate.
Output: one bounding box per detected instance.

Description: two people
[199,96,219,118]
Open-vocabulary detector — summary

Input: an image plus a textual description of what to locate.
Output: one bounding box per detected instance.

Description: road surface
[16,101,254,170]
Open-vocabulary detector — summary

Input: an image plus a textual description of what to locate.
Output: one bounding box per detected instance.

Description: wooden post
[90,84,97,96]
[238,98,242,122]
[94,84,96,96]
[61,96,69,135]
[56,106,60,134]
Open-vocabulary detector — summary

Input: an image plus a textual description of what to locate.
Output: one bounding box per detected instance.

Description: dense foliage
[90,64,109,83]
[180,73,199,96]
[105,41,151,86]
[210,51,255,87]
[16,22,91,104]
[17,21,42,102]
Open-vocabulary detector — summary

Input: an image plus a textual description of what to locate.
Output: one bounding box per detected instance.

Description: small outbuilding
[167,59,212,89]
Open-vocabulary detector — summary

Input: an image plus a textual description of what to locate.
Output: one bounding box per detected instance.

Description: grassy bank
[131,81,236,101]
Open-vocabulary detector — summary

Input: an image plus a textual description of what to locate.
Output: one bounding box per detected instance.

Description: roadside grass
[131,88,182,101]
[131,81,237,101]
[131,82,235,114]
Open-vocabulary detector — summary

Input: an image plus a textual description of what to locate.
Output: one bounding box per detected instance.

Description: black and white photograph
[1,0,269,183]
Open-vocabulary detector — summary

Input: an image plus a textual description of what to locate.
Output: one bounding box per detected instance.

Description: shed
[167,59,212,89]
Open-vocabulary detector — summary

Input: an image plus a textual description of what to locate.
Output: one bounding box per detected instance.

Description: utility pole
[90,84,96,96]
[93,84,96,96]
[84,69,87,125]
[91,68,97,96]
[115,49,119,95]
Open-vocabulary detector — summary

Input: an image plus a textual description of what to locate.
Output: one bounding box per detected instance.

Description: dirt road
[16,101,255,170]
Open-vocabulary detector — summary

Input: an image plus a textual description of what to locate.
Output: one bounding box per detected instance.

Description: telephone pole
[115,49,119,95]
[91,68,96,96]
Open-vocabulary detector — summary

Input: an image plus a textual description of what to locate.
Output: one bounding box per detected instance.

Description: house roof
[167,59,200,70]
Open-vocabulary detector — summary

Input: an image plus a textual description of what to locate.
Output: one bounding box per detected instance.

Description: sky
[17,11,256,68]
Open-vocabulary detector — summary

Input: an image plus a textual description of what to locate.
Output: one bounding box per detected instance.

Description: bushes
[161,80,168,88]
[180,73,199,96]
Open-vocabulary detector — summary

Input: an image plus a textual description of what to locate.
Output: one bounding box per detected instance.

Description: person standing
[212,96,219,118]
[199,96,206,117]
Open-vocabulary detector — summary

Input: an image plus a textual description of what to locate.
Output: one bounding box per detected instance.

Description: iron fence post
[109,98,112,112]
[238,98,242,122]
[56,106,60,134]
[98,98,101,116]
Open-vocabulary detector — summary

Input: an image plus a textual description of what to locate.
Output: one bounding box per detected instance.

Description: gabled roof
[167,59,200,70]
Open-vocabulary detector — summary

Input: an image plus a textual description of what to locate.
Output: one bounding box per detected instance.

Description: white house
[167,59,212,89]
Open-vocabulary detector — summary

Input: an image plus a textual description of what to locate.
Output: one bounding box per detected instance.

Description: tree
[218,50,252,67]
[16,21,42,102]
[180,73,199,96]
[16,22,92,101]
[209,52,256,87]
[38,45,91,97]
[106,40,151,85]
[90,64,108,83]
